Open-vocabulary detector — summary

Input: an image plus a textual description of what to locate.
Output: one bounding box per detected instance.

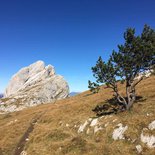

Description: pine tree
[89,25,155,110]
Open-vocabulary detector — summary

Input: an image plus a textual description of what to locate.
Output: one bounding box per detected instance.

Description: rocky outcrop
[112,123,128,140]
[140,121,155,148]
[0,61,69,113]
[134,69,153,80]
[77,117,103,134]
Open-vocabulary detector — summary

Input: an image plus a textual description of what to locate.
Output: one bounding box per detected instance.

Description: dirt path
[13,111,46,155]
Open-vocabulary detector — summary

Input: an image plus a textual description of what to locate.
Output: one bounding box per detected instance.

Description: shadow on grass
[93,96,145,116]
[135,96,147,103]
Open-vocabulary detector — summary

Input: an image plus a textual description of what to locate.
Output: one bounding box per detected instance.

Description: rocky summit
[0,61,69,113]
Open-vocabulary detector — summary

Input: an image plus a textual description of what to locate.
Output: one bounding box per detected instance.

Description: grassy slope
[0,76,155,155]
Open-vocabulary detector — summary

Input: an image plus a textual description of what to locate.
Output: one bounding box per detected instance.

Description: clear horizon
[0,0,155,93]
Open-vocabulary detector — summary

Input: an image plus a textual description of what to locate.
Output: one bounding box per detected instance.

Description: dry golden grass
[0,76,155,155]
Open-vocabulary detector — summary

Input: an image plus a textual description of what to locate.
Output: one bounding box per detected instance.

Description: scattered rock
[90,118,98,127]
[140,131,155,148]
[131,139,137,143]
[78,118,95,133]
[7,119,18,125]
[99,116,104,119]
[94,126,103,133]
[148,120,155,130]
[140,121,155,148]
[59,121,63,126]
[104,122,109,127]
[136,145,142,154]
[78,117,103,134]
[86,128,90,134]
[20,151,27,155]
[112,123,128,140]
[66,124,69,127]
[112,119,117,123]
[25,138,29,141]
[78,120,89,133]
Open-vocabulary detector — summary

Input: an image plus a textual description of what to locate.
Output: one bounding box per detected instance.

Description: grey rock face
[0,61,69,113]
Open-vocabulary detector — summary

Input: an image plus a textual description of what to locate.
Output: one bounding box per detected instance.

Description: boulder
[0,61,69,113]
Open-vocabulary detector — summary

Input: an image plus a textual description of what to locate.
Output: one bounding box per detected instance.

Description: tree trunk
[112,82,137,111]
[113,85,127,109]
[126,83,136,110]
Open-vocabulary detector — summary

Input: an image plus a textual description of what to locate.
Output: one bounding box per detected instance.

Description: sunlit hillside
[0,76,155,155]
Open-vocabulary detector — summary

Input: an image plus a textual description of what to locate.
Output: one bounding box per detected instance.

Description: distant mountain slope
[0,76,155,155]
[69,92,80,96]
[0,94,3,98]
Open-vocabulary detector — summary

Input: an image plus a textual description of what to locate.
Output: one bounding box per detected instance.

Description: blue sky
[0,0,155,92]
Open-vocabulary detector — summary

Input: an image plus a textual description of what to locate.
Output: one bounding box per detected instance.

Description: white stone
[136,145,142,154]
[112,119,117,122]
[148,120,155,130]
[86,128,90,134]
[134,69,153,80]
[90,118,98,127]
[0,61,69,113]
[105,122,109,127]
[66,124,69,127]
[145,70,153,77]
[20,151,27,155]
[59,121,62,125]
[88,118,93,122]
[140,132,155,148]
[78,120,89,133]
[112,123,128,140]
[94,126,103,133]
[100,116,104,119]
[117,123,122,127]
